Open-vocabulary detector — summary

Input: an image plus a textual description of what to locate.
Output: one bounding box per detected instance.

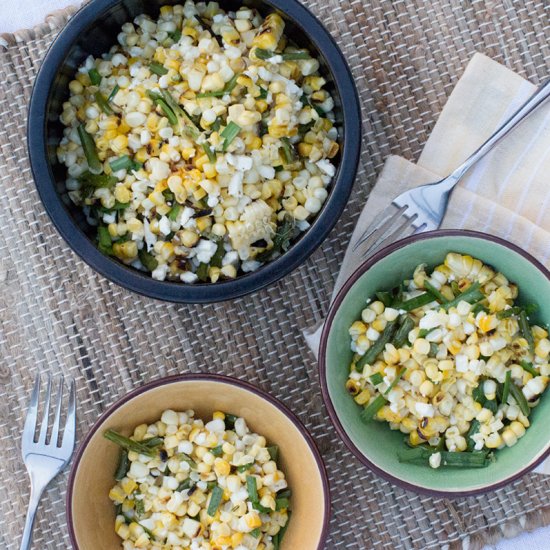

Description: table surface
[1,1,550,549]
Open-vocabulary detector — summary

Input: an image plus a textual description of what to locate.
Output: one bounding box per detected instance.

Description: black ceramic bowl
[28,0,361,303]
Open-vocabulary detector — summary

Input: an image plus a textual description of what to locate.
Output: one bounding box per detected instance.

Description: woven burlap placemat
[2,1,550,548]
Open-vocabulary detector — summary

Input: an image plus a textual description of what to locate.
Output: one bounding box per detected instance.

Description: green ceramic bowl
[319,230,550,496]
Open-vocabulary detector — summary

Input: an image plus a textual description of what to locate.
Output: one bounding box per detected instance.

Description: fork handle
[20,484,45,550]
[444,77,550,188]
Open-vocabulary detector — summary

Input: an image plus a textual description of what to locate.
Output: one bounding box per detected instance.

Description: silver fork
[20,374,76,550]
[354,78,550,258]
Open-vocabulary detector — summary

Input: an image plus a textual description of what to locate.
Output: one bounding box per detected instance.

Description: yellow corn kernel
[213,411,225,420]
[255,99,268,113]
[203,163,217,179]
[114,186,132,204]
[372,318,387,332]
[244,511,262,529]
[409,430,423,446]
[109,485,126,503]
[297,142,313,157]
[108,223,119,238]
[135,148,149,164]
[214,459,231,477]
[121,478,137,495]
[354,389,371,405]
[195,154,209,171]
[345,378,360,396]
[252,13,284,50]
[231,533,244,546]
[195,216,211,232]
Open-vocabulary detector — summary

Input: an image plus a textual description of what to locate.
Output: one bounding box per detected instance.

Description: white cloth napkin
[0,0,81,34]
[304,53,550,475]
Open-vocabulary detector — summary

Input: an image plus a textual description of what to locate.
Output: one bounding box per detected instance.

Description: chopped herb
[418,327,437,338]
[150,62,168,76]
[97,225,113,255]
[441,282,484,311]
[273,511,291,550]
[392,292,435,312]
[207,485,223,516]
[109,155,141,172]
[509,383,530,416]
[246,475,271,513]
[392,315,415,349]
[250,528,261,538]
[134,498,145,516]
[103,429,161,456]
[197,73,239,98]
[520,360,538,377]
[357,319,399,369]
[384,368,407,395]
[369,372,384,385]
[211,445,224,457]
[428,342,439,358]
[236,462,254,473]
[258,86,268,99]
[225,413,237,429]
[114,450,129,481]
[176,478,193,492]
[168,203,181,221]
[267,445,279,462]
[176,453,198,469]
[168,29,182,42]
[466,419,480,451]
[275,497,290,510]
[97,200,130,215]
[196,262,209,282]
[211,117,222,132]
[423,280,448,303]
[202,142,217,163]
[88,68,101,85]
[397,447,492,468]
[78,171,117,199]
[94,91,113,114]
[139,248,158,272]
[77,124,102,172]
[254,48,310,61]
[497,304,538,319]
[360,394,387,422]
[502,370,511,405]
[107,84,120,102]
[209,238,225,269]
[255,215,295,262]
[279,137,296,165]
[519,310,536,355]
[375,291,393,306]
[220,121,241,150]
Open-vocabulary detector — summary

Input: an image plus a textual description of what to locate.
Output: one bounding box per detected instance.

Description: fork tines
[22,374,76,454]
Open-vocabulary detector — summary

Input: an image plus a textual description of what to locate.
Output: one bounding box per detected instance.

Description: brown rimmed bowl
[319,229,550,497]
[67,374,330,548]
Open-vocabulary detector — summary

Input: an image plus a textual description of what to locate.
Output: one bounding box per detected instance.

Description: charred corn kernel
[252,13,284,50]
[345,379,360,396]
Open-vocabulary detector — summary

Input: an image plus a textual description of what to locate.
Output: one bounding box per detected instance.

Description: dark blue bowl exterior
[28,0,361,303]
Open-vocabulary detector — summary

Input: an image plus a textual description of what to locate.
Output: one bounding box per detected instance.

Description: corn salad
[106,409,291,549]
[57,2,339,283]
[346,253,550,469]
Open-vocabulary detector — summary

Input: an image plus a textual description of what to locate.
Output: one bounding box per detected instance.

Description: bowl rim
[318,228,550,497]
[27,0,361,304]
[66,373,331,548]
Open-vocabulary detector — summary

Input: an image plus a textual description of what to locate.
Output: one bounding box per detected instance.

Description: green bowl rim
[318,229,550,497]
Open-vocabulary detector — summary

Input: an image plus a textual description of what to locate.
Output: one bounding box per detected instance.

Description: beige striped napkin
[304,52,550,471]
